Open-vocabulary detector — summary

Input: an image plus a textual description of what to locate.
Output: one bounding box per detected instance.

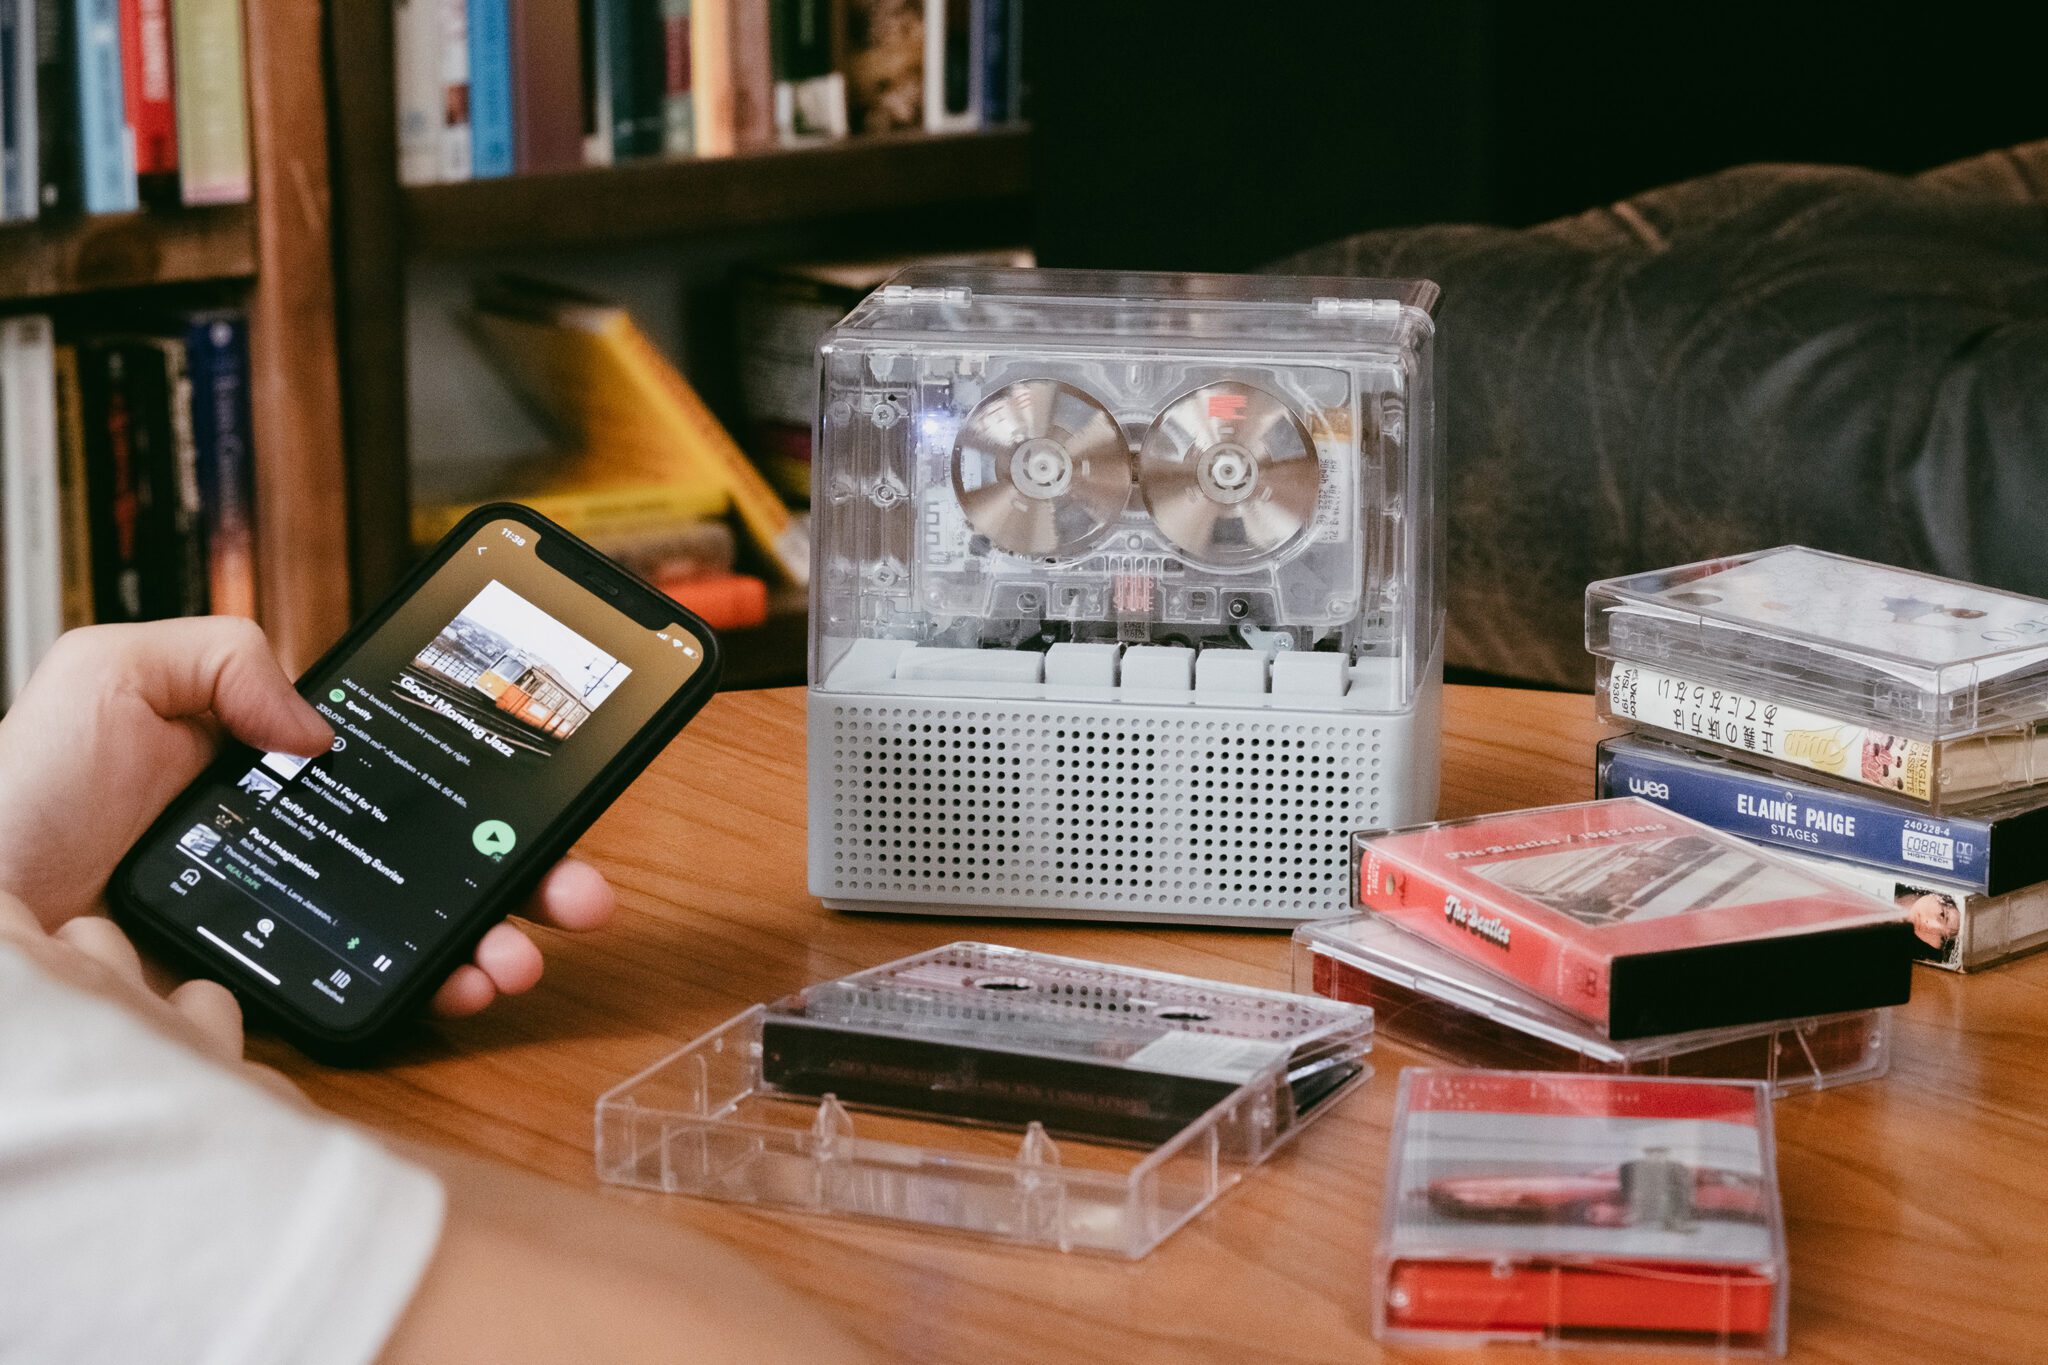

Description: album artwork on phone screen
[399,580,630,763]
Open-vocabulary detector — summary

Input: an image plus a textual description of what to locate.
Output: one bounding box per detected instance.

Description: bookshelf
[244,0,352,676]
[0,204,255,302]
[404,129,1031,255]
[0,4,348,679]
[325,7,1033,689]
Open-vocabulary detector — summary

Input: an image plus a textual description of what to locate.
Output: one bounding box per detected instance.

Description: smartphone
[111,505,722,1056]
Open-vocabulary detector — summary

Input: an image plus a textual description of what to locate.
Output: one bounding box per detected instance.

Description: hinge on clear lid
[879,284,972,305]
[1311,297,1403,321]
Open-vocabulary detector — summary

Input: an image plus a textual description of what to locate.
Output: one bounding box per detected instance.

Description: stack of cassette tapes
[1588,546,2048,974]
[1298,798,1911,1097]
[597,943,1370,1258]
[1375,1069,1789,1353]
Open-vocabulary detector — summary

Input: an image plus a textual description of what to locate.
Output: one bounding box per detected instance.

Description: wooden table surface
[265,685,2048,1363]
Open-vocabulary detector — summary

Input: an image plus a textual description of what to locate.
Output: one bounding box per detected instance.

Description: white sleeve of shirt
[0,940,446,1365]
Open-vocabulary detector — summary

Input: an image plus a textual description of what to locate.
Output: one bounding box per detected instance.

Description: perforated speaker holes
[824,699,1389,917]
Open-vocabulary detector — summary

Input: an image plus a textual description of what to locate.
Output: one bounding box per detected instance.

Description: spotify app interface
[130,518,706,1029]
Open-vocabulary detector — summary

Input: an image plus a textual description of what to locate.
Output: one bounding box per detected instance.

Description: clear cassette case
[1346,800,1915,1040]
[810,267,1440,709]
[596,944,1370,1257]
[1376,1069,1789,1355]
[1760,844,2048,974]
[1588,547,2048,808]
[1294,914,1889,1096]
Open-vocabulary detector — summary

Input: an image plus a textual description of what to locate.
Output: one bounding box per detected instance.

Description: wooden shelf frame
[0,204,256,303]
[244,0,350,673]
[402,128,1032,255]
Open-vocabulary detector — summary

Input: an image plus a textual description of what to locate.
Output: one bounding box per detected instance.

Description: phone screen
[122,516,709,1032]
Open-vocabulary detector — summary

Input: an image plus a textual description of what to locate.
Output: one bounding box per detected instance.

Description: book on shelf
[395,0,443,184]
[413,449,762,625]
[51,343,94,630]
[2,315,62,705]
[691,0,770,156]
[439,0,473,179]
[509,0,582,173]
[579,516,733,579]
[121,0,177,194]
[173,311,255,616]
[659,568,766,630]
[74,0,136,212]
[658,0,689,155]
[76,339,147,622]
[841,0,918,134]
[139,331,207,617]
[980,0,1017,125]
[920,0,976,133]
[96,336,201,618]
[0,310,260,699]
[0,0,248,217]
[470,273,808,586]
[168,0,246,204]
[3,1,35,220]
[33,0,84,215]
[600,0,662,160]
[577,0,610,164]
[770,0,845,143]
[467,0,516,177]
[410,445,731,544]
[400,0,1019,180]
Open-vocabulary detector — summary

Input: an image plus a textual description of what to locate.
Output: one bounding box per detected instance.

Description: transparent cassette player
[595,944,1371,1257]
[808,267,1444,923]
[1294,914,1890,1097]
[1589,547,2048,809]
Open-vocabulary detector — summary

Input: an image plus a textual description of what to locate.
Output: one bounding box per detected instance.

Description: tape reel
[952,380,1133,558]
[1136,381,1321,569]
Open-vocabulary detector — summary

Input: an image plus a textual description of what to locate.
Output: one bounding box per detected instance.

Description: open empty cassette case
[596,942,1371,1256]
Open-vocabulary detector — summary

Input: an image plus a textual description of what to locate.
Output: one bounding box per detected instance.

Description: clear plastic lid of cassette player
[1588,547,2048,738]
[1294,914,1889,1099]
[595,943,1370,1257]
[810,267,1441,710]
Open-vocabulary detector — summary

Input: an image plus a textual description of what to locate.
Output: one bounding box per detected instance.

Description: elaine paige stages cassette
[805,267,1445,925]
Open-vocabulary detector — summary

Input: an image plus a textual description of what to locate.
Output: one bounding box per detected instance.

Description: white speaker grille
[812,694,1419,921]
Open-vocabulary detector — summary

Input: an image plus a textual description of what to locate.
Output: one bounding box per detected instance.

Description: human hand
[0,886,258,1072]
[0,619,615,1018]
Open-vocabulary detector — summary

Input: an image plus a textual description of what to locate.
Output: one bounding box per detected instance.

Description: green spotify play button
[472,820,517,857]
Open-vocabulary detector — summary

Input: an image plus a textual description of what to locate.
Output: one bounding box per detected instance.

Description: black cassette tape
[759,942,1371,1143]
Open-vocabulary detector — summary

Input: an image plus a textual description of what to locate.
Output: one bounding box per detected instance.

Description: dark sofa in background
[1026,4,2047,688]
[1271,143,2048,687]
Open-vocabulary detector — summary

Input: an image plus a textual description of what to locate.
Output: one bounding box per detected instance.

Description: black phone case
[109,503,725,1062]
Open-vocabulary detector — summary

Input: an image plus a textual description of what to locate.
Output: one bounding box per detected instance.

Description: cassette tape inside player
[808,267,1442,924]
